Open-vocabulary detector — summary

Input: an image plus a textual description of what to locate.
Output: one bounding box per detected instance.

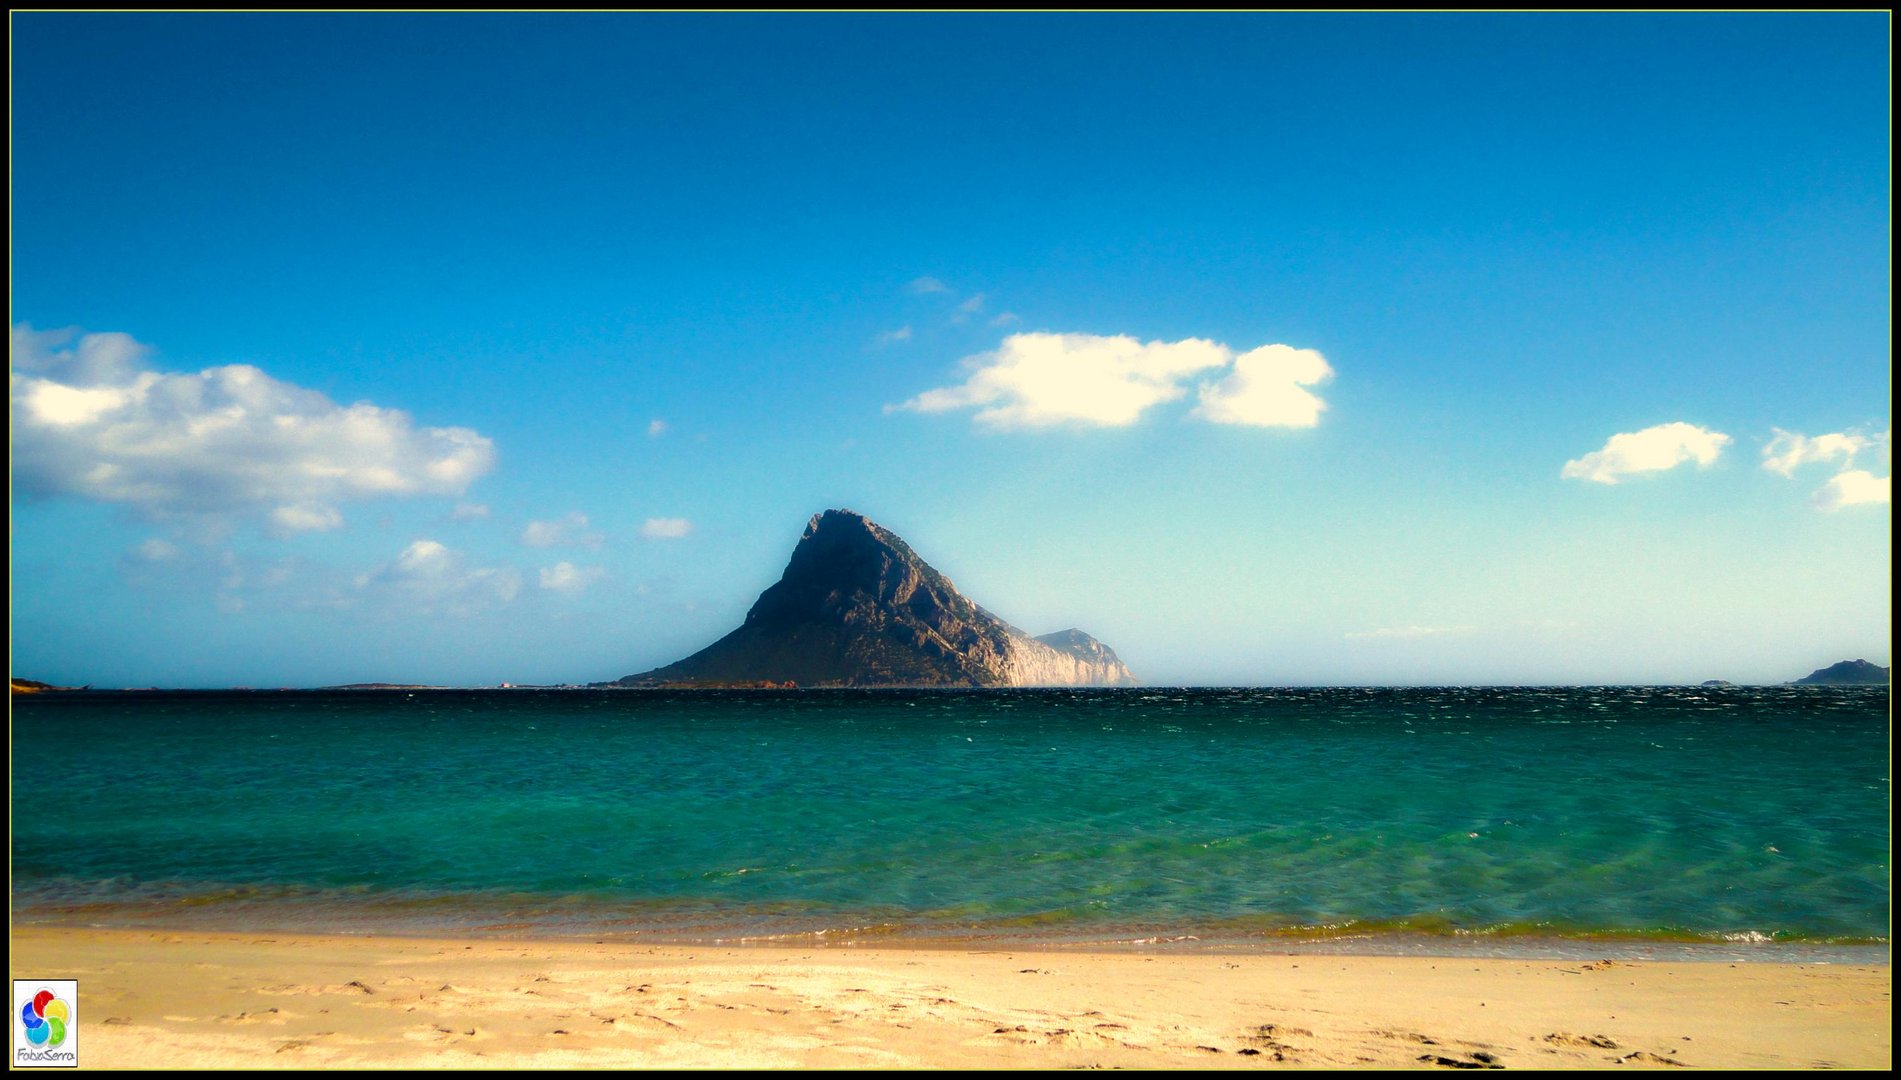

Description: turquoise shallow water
[11,687,1889,958]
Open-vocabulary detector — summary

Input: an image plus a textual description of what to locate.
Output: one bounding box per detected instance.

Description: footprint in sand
[1418,1051,1504,1069]
[1247,1023,1312,1061]
[1613,1050,1688,1067]
[1378,1030,1436,1044]
[1545,1032,1618,1049]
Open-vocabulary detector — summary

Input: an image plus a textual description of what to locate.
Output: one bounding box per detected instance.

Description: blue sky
[10,13,1890,687]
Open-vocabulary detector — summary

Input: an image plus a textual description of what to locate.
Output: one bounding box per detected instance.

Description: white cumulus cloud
[9,323,148,384]
[907,276,951,295]
[1191,344,1333,428]
[520,512,604,549]
[358,539,521,615]
[10,323,496,529]
[1561,422,1731,484]
[1761,427,1891,511]
[639,517,693,540]
[121,540,301,604]
[271,503,344,533]
[539,561,606,593]
[894,332,1334,431]
[1761,428,1875,477]
[134,538,181,562]
[1345,625,1476,640]
[1811,469,1891,511]
[874,325,913,347]
[892,332,1237,430]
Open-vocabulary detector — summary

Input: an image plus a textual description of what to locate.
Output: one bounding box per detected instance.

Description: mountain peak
[616,511,1136,688]
[803,507,874,538]
[745,509,965,633]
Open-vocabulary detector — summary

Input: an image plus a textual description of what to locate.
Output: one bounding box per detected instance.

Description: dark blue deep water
[11,686,1889,957]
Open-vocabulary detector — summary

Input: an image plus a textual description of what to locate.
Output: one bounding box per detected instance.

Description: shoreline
[11,913,1891,967]
[10,925,1890,1069]
[12,901,1889,966]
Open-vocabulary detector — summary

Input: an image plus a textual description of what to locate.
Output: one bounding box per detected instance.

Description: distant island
[610,509,1137,689]
[1792,659,1890,686]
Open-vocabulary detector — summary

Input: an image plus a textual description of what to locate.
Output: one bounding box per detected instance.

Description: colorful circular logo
[20,990,68,1048]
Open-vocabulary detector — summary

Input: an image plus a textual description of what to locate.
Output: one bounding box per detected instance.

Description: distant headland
[607,509,1138,689]
[1791,659,1890,686]
[10,677,81,695]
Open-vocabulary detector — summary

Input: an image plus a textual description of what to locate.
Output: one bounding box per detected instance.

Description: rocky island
[613,509,1137,688]
[1792,659,1890,686]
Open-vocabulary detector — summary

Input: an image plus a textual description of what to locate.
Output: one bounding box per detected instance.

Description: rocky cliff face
[616,510,1137,688]
[1021,629,1138,687]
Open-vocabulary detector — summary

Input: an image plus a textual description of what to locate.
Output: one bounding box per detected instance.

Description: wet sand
[9,926,1890,1069]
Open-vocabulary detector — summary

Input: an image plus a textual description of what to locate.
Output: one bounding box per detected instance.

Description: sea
[11,686,1890,962]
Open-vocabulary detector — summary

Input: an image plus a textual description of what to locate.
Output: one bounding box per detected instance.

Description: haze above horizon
[9,13,1890,688]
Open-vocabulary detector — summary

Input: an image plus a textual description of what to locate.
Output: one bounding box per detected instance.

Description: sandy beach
[8,926,1889,1069]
